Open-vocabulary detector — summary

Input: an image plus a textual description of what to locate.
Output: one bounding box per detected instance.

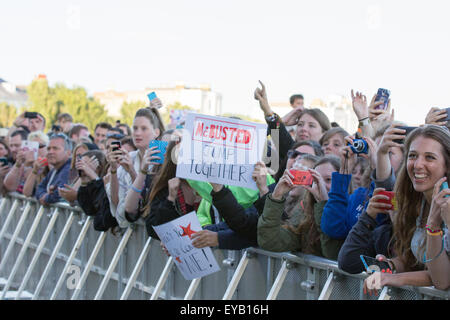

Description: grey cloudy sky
[1,0,450,125]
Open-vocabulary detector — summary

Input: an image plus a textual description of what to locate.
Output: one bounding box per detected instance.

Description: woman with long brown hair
[257,155,345,259]
[364,125,450,293]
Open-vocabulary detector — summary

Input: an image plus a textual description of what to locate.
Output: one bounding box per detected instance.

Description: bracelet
[426,230,443,237]
[425,225,442,233]
[32,170,38,175]
[423,238,445,263]
[140,169,148,175]
[110,169,117,175]
[130,185,143,194]
[358,117,369,122]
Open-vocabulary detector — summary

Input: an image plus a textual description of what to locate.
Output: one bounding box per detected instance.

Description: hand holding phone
[392,126,417,144]
[374,88,390,110]
[375,190,397,210]
[440,181,450,198]
[0,157,9,167]
[289,169,313,186]
[111,141,121,152]
[149,140,169,164]
[360,255,392,274]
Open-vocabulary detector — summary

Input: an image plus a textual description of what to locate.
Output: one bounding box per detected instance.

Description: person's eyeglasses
[287,150,307,159]
[106,133,125,140]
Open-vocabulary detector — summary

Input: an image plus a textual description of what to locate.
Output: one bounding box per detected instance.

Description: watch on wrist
[358,117,370,127]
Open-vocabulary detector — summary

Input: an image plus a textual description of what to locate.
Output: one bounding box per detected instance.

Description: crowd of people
[0,84,449,295]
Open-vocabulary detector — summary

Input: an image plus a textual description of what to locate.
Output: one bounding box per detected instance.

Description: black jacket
[77,178,119,232]
[211,187,259,243]
[337,211,392,274]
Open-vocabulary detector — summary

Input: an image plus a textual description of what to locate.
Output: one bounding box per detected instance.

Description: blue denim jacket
[35,158,72,204]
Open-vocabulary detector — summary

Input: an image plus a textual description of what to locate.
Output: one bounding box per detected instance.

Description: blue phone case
[149,140,168,164]
[440,181,449,198]
[147,92,157,101]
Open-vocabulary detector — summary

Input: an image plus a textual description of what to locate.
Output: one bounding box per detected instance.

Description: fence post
[222,251,252,300]
[150,257,174,300]
[93,227,133,300]
[0,198,18,243]
[15,208,60,299]
[0,201,32,274]
[120,237,152,300]
[49,216,92,300]
[71,231,108,300]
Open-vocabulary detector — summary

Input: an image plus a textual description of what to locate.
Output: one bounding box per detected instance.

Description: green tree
[120,100,147,126]
[0,103,18,128]
[26,78,112,132]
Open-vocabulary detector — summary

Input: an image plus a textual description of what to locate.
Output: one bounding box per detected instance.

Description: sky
[1,0,450,125]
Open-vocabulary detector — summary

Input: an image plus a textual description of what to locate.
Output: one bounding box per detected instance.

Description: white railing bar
[0,205,46,299]
[318,272,335,300]
[184,277,202,300]
[15,208,60,299]
[33,211,76,299]
[266,260,289,300]
[222,252,250,300]
[0,202,32,274]
[71,231,108,300]
[120,237,152,300]
[94,227,133,300]
[49,216,92,300]
[0,199,19,243]
[378,286,391,300]
[150,257,174,300]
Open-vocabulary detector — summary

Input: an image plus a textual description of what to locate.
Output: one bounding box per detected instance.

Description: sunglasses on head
[106,133,125,140]
[287,150,307,159]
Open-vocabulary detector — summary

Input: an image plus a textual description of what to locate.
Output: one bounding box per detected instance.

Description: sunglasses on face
[287,150,307,159]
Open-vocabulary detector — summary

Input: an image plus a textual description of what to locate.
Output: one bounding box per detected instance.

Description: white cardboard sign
[175,112,267,190]
[152,211,220,280]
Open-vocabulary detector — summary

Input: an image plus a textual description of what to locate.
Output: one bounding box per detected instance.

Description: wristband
[140,169,148,175]
[32,170,38,175]
[425,225,442,233]
[426,230,443,237]
[131,185,143,194]
[111,169,117,175]
[358,117,370,127]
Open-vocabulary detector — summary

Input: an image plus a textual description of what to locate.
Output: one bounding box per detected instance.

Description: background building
[0,78,28,109]
[94,82,223,118]
[270,94,358,134]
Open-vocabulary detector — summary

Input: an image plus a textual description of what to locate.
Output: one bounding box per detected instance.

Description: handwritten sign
[152,212,220,280]
[176,113,267,190]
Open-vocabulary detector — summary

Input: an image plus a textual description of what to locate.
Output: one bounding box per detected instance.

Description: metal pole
[33,211,75,299]
[0,199,19,243]
[266,260,289,300]
[184,278,202,300]
[49,216,92,300]
[318,271,335,300]
[93,227,133,300]
[150,257,174,300]
[378,286,391,300]
[71,231,107,300]
[0,205,46,299]
[0,201,32,274]
[222,252,250,300]
[120,237,152,300]
[15,208,60,300]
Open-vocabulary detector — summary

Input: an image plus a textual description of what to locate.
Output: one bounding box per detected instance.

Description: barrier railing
[0,193,448,300]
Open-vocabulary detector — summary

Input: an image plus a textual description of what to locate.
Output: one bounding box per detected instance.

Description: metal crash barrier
[0,193,449,300]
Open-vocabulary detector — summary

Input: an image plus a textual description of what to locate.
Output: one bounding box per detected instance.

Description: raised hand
[339,135,357,174]
[425,107,447,126]
[140,146,162,173]
[302,168,329,201]
[252,161,269,196]
[365,188,393,219]
[167,177,181,202]
[254,80,272,117]
[351,90,369,120]
[272,169,295,200]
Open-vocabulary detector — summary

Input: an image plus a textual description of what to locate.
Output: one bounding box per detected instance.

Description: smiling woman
[363,124,450,293]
